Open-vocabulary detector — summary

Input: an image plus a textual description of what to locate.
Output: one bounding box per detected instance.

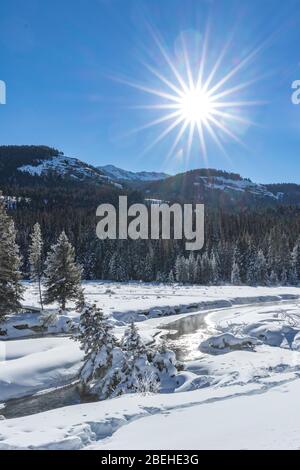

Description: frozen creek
[2,297,299,419]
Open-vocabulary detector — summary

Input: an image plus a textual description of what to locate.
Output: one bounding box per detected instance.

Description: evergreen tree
[120,322,158,394]
[108,251,128,281]
[211,249,221,284]
[186,253,196,283]
[269,269,279,286]
[254,249,268,285]
[143,253,154,282]
[29,223,44,309]
[122,322,146,355]
[201,251,213,284]
[291,240,300,283]
[175,255,188,283]
[168,269,175,283]
[231,260,241,285]
[0,198,23,320]
[280,268,288,286]
[44,231,83,310]
[76,304,120,396]
[193,254,202,284]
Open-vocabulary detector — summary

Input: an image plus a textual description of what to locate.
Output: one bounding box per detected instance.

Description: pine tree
[281,268,288,286]
[175,255,188,283]
[231,260,241,285]
[254,249,268,285]
[269,269,279,286]
[143,254,154,282]
[186,253,196,283]
[291,240,300,283]
[76,304,120,395]
[108,252,128,281]
[29,223,44,310]
[120,322,158,394]
[168,269,175,283]
[201,251,213,284]
[122,322,146,355]
[44,231,83,310]
[211,249,221,284]
[0,197,23,320]
[193,254,202,284]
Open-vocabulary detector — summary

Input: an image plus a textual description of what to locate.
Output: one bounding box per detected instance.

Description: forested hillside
[2,146,300,286]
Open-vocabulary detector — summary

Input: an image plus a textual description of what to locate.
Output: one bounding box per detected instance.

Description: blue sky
[1,0,300,183]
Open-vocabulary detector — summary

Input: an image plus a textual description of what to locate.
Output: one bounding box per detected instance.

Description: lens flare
[116,26,265,162]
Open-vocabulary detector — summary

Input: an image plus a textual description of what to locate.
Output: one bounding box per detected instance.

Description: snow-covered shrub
[244,323,297,348]
[200,332,260,354]
[151,342,178,378]
[39,310,75,333]
[135,371,160,395]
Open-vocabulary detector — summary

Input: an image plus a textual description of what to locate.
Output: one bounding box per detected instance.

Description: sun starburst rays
[118,29,264,162]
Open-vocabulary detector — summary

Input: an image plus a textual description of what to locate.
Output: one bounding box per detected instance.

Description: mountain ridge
[1,145,300,209]
[98,164,169,182]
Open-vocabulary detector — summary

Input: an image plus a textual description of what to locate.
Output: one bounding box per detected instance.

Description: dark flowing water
[1,382,97,419]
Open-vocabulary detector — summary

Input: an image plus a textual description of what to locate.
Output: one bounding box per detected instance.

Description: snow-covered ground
[1,282,300,449]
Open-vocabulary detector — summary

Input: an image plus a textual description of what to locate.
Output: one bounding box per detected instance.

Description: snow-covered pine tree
[0,197,23,320]
[269,269,279,286]
[246,247,258,286]
[186,253,196,283]
[175,255,187,283]
[211,248,221,284]
[231,260,241,285]
[201,251,213,284]
[280,268,288,286]
[120,322,159,394]
[76,304,122,397]
[193,254,202,284]
[29,222,44,310]
[143,253,154,282]
[291,240,300,283]
[168,269,175,283]
[44,231,83,310]
[122,321,146,355]
[108,251,128,281]
[254,249,268,285]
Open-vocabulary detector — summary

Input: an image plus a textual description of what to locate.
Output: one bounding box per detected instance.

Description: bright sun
[119,27,262,160]
[178,87,213,124]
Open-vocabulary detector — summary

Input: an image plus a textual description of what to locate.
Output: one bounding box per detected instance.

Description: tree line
[2,191,300,321]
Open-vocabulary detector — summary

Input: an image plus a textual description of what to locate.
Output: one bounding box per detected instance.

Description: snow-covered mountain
[99,164,169,182]
[196,174,280,200]
[140,169,284,209]
[2,146,300,209]
[18,154,112,184]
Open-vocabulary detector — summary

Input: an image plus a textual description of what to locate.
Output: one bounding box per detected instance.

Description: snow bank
[21,281,300,323]
[0,377,299,450]
[200,333,260,354]
[0,337,83,401]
